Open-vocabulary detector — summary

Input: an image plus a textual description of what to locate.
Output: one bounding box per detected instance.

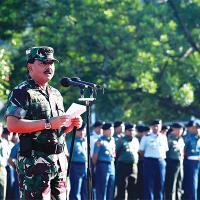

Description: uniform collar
[27,77,52,94]
[102,135,111,141]
[92,130,102,137]
[124,135,133,141]
[170,133,180,139]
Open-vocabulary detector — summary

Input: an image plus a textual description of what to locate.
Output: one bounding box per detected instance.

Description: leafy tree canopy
[0,0,200,124]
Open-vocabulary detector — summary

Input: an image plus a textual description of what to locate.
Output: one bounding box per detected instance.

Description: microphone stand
[67,127,77,177]
[78,88,96,200]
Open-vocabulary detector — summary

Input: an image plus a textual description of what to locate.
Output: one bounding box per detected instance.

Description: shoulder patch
[10,89,29,108]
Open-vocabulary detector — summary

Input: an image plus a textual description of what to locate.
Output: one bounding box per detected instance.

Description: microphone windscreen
[60,77,71,87]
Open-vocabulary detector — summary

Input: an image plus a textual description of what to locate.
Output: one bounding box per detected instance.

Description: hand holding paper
[64,103,86,127]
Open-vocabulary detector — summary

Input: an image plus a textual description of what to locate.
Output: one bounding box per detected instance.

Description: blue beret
[102,123,113,130]
[136,125,144,132]
[171,123,183,129]
[136,125,149,132]
[114,121,123,128]
[143,126,150,132]
[93,121,103,128]
[125,123,135,130]
[150,119,162,126]
[185,120,195,127]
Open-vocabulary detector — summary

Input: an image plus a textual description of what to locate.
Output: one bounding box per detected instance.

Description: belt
[32,141,64,154]
[187,156,200,160]
[71,161,86,165]
[97,161,112,164]
[145,157,165,161]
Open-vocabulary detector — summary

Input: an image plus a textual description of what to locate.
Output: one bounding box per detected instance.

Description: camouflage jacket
[5,77,66,147]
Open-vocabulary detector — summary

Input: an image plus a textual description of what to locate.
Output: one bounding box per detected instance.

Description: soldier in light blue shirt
[67,123,87,200]
[139,119,168,200]
[90,121,103,157]
[183,122,200,200]
[93,123,115,200]
[89,120,103,199]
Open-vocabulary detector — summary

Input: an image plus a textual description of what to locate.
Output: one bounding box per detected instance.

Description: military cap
[77,123,86,131]
[136,125,149,132]
[114,121,123,128]
[185,120,195,127]
[171,123,183,129]
[143,126,150,132]
[102,123,113,130]
[136,125,144,132]
[93,121,103,128]
[26,46,59,63]
[125,123,135,131]
[150,119,162,126]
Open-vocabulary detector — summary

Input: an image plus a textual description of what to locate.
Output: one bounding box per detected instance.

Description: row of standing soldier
[67,119,200,200]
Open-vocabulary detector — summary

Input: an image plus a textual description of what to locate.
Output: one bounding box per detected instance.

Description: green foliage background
[0,0,200,124]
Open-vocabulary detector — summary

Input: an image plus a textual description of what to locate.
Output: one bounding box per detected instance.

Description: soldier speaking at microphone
[5,46,82,200]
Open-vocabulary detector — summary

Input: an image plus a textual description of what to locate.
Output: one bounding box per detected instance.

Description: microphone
[71,77,101,89]
[60,77,88,88]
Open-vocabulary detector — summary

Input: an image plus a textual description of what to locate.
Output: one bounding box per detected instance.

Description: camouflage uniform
[5,47,68,200]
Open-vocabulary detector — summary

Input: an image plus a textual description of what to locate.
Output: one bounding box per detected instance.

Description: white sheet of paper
[65,103,86,119]
[64,103,86,127]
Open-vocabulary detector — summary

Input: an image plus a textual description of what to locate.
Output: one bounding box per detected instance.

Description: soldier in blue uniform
[67,123,87,200]
[139,119,168,200]
[90,121,103,157]
[183,120,195,142]
[90,120,103,199]
[165,123,185,200]
[184,122,200,200]
[115,123,139,200]
[92,123,115,200]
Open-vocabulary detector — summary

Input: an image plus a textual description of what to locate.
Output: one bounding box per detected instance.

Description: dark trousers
[183,159,200,200]
[6,165,15,200]
[165,159,183,200]
[69,162,87,200]
[198,171,200,200]
[136,159,144,200]
[143,158,166,200]
[116,162,138,200]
